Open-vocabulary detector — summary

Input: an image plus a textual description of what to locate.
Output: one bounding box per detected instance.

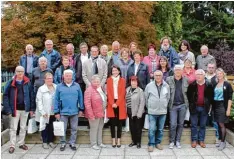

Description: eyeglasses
[16,71,24,73]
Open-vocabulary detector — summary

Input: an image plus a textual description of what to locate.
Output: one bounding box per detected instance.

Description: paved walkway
[1,142,234,159]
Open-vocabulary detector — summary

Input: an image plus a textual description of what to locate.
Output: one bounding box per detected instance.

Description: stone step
[25,126,216,145]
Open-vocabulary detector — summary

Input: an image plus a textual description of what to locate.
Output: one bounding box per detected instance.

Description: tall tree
[1,1,157,68]
[182,1,234,54]
[151,1,182,49]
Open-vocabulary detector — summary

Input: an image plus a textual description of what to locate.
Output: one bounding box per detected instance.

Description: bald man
[3,66,35,154]
[196,45,216,72]
[39,40,61,72]
[19,44,38,80]
[65,43,77,68]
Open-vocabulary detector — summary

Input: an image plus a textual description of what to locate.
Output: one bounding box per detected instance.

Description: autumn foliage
[1,1,158,68]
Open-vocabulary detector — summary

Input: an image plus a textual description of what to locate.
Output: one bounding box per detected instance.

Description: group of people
[2,37,233,154]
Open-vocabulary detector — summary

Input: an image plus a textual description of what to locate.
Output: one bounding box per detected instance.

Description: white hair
[112,41,120,47]
[100,45,108,52]
[200,45,208,50]
[15,66,25,72]
[25,44,33,50]
[66,43,74,50]
[45,40,53,45]
[174,65,183,71]
[91,75,101,81]
[154,70,163,76]
[195,69,206,76]
[63,69,73,75]
[38,56,48,63]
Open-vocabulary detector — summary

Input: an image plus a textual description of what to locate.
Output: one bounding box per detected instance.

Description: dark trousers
[190,106,208,142]
[79,82,86,97]
[128,113,142,144]
[41,116,55,143]
[110,107,122,138]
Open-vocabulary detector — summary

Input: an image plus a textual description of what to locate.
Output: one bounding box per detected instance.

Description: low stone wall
[226,129,234,146]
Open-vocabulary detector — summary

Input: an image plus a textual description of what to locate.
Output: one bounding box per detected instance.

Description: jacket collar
[11,75,30,87]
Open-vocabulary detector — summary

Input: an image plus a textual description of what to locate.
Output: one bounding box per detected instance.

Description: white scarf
[111,75,120,99]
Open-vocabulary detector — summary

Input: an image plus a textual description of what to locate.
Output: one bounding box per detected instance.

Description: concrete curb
[1,128,9,146]
[226,129,234,146]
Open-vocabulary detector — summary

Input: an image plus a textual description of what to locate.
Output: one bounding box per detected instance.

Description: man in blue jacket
[158,37,180,69]
[54,69,84,151]
[19,44,38,81]
[39,39,61,72]
[3,66,34,154]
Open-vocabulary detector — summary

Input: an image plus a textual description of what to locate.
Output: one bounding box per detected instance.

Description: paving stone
[50,144,77,155]
[125,156,150,159]
[149,148,174,156]
[74,148,100,156]
[27,144,54,154]
[1,153,24,159]
[222,147,234,157]
[151,156,176,159]
[46,154,73,159]
[177,156,203,159]
[100,148,124,156]
[72,156,99,159]
[196,148,226,156]
[125,148,149,156]
[202,156,229,159]
[173,148,200,156]
[21,153,48,159]
[99,156,124,159]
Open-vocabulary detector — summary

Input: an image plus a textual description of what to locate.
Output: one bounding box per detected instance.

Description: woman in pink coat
[84,75,107,150]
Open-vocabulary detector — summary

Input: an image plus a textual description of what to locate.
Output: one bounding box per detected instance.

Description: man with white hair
[32,56,53,94]
[54,69,84,151]
[145,70,170,152]
[196,45,216,71]
[65,43,77,68]
[19,44,38,80]
[39,39,61,72]
[108,41,121,65]
[166,65,189,149]
[158,37,180,69]
[3,66,34,154]
[187,69,213,148]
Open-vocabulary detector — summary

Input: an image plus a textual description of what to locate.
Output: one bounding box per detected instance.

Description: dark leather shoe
[60,144,66,151]
[9,147,15,154]
[117,144,121,148]
[129,142,137,147]
[70,144,77,150]
[112,144,116,148]
[19,144,28,150]
[137,143,141,149]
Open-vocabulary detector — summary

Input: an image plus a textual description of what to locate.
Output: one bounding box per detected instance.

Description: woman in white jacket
[35,72,57,149]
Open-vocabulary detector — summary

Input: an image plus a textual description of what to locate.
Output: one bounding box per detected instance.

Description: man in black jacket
[74,42,90,94]
[187,69,213,148]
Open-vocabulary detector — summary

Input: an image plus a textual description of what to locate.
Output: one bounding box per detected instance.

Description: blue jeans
[60,114,79,145]
[169,104,187,143]
[148,114,166,146]
[190,106,208,142]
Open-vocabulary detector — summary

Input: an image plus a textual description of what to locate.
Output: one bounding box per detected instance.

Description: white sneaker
[92,145,100,150]
[48,142,56,148]
[99,143,107,148]
[176,141,181,149]
[42,143,49,149]
[169,142,174,149]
